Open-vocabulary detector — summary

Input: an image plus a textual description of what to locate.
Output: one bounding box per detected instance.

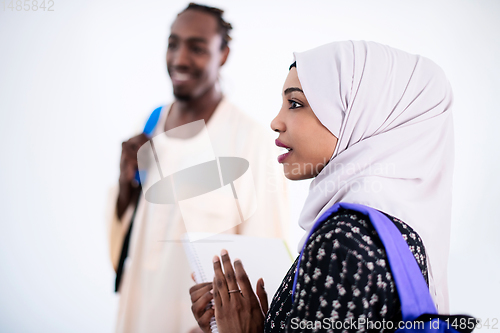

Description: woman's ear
[220,46,230,67]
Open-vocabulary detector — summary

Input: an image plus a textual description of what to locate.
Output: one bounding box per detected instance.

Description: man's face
[166,10,228,101]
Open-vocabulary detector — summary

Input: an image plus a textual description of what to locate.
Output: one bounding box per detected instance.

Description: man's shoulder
[219,99,265,131]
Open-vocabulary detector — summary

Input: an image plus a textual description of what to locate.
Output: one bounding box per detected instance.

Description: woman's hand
[189,281,214,333]
[212,249,268,333]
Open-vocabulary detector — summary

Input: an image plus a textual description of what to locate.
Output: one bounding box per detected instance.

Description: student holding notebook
[189,40,468,332]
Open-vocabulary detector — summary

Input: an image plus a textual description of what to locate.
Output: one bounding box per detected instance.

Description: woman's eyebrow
[284,87,304,95]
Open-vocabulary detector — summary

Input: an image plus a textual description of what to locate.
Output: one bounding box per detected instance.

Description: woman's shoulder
[305,208,381,250]
[309,207,425,250]
[286,207,429,328]
[303,206,428,283]
[292,208,402,326]
[303,208,387,266]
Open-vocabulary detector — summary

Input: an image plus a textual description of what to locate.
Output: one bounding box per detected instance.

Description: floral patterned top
[264,207,428,333]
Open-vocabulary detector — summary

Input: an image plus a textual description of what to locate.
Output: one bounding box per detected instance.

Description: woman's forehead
[283,68,302,93]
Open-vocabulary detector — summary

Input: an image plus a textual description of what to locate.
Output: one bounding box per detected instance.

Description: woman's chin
[283,170,315,181]
[282,161,321,180]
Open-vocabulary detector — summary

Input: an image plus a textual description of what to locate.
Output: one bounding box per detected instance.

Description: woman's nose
[270,112,285,133]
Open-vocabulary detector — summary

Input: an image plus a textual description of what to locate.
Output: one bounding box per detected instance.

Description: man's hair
[179,3,233,50]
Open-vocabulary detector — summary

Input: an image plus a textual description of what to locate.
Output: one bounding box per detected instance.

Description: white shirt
[106,98,289,332]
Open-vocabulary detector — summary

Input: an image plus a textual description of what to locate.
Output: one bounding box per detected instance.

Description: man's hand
[116,133,149,219]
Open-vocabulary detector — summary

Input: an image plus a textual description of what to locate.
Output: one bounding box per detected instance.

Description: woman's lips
[275,139,292,163]
[277,150,292,163]
[275,139,290,149]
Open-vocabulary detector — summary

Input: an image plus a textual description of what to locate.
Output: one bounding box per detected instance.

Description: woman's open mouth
[275,139,293,163]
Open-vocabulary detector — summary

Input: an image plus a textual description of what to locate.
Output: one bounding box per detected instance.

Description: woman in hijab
[189,40,454,332]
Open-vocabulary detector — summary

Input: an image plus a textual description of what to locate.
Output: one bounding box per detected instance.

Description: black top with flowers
[264,207,428,333]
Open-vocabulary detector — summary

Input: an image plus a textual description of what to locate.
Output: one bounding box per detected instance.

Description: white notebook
[182,233,294,333]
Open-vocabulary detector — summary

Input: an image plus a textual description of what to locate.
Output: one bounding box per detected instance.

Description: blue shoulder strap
[292,202,474,332]
[143,106,163,137]
[134,106,163,184]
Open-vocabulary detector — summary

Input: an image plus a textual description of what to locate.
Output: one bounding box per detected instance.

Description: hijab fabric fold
[294,40,454,313]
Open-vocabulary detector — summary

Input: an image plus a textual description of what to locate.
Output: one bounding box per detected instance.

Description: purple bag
[292,202,476,332]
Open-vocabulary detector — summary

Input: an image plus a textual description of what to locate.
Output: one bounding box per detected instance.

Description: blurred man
[106,3,288,332]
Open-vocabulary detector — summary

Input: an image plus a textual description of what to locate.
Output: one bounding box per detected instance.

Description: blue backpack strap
[293,202,475,332]
[134,106,163,184]
[143,106,163,137]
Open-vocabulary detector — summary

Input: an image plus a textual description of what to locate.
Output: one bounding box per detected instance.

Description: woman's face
[271,67,338,180]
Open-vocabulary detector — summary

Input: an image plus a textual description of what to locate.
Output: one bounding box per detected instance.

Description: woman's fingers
[189,282,212,294]
[197,306,215,331]
[213,255,229,304]
[220,249,239,294]
[188,273,212,319]
[212,277,222,310]
[256,278,269,314]
[233,259,254,298]
[189,282,213,303]
[191,289,214,318]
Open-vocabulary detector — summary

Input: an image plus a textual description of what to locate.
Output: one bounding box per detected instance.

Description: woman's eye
[289,100,303,109]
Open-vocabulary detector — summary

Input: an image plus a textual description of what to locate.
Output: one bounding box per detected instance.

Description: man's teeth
[173,73,191,81]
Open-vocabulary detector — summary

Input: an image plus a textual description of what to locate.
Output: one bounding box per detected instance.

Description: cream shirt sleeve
[105,184,136,272]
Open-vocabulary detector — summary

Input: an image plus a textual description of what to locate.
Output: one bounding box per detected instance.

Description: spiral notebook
[182,233,294,333]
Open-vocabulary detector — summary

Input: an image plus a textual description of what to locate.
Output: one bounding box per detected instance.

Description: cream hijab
[294,41,454,313]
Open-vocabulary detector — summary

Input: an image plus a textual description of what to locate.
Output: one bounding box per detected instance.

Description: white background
[1,0,499,331]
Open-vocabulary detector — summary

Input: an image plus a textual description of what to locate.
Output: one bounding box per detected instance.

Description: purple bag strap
[292,202,437,322]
